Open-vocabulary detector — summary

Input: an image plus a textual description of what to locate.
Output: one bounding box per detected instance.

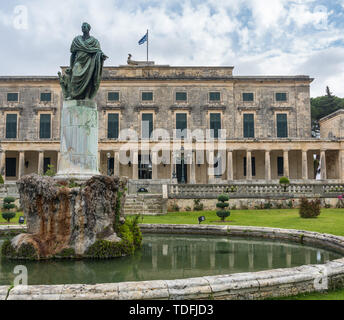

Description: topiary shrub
[279,177,290,192]
[299,198,321,219]
[216,194,230,222]
[2,197,16,222]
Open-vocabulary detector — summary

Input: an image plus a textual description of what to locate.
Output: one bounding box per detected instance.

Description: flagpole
[147,29,149,62]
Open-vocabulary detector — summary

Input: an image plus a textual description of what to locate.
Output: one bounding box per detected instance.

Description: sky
[1,0,344,97]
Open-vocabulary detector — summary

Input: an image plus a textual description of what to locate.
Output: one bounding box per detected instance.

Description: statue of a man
[66,22,108,100]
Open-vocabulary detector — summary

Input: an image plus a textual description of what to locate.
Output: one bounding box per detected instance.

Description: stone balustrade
[168,183,344,199]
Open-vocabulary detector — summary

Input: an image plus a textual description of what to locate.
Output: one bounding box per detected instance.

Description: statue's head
[82,22,91,33]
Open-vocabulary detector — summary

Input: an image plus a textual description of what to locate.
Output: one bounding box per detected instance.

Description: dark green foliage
[113,191,123,233]
[3,197,16,204]
[1,240,38,260]
[216,194,230,222]
[0,174,4,184]
[264,202,273,210]
[68,179,78,188]
[1,240,16,257]
[1,212,16,222]
[299,198,321,219]
[119,215,142,250]
[55,248,76,258]
[193,199,204,211]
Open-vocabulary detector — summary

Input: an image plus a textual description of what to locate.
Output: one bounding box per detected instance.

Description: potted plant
[279,177,290,192]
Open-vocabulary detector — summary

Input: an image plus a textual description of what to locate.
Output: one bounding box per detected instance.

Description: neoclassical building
[0,64,343,184]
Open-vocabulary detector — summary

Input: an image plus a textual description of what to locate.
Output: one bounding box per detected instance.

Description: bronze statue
[59,22,108,100]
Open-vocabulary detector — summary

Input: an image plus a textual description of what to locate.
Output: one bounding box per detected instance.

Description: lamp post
[106,152,111,176]
[181,146,185,184]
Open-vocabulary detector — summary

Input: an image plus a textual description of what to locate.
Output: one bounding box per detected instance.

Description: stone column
[320,150,327,180]
[0,150,5,178]
[132,151,138,180]
[152,151,158,180]
[283,150,289,178]
[227,150,234,181]
[265,150,271,181]
[190,151,196,184]
[246,150,252,180]
[114,151,120,176]
[97,151,101,174]
[340,150,344,182]
[18,151,25,178]
[38,151,44,175]
[57,152,61,173]
[208,151,215,183]
[302,150,308,180]
[170,151,177,184]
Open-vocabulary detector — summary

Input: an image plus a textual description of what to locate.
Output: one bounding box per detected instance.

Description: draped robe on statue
[70,35,104,100]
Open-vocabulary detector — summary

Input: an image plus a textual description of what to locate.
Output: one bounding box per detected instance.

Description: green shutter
[243,114,254,138]
[209,92,220,101]
[243,93,254,102]
[6,114,17,139]
[108,92,119,101]
[210,113,221,138]
[5,158,16,177]
[40,114,51,139]
[277,157,284,176]
[142,113,153,139]
[276,92,287,101]
[108,114,119,139]
[142,92,153,101]
[176,92,187,101]
[40,92,51,102]
[7,93,18,102]
[277,114,288,138]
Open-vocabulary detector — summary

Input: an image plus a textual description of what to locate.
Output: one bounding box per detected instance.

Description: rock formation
[1,174,143,260]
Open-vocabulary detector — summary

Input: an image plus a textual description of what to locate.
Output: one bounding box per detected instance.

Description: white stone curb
[2,224,344,300]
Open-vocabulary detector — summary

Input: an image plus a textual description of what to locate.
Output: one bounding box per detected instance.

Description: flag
[138,32,148,45]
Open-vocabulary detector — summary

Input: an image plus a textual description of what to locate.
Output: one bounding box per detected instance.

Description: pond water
[0,234,341,286]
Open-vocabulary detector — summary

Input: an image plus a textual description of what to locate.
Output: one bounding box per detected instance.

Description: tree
[216,194,230,222]
[2,197,16,223]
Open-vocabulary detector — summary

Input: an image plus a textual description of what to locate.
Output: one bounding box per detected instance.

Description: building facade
[0,65,343,184]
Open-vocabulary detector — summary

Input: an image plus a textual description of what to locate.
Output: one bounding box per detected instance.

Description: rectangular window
[6,114,17,139]
[276,92,287,102]
[210,113,221,139]
[7,93,19,102]
[39,114,51,139]
[243,157,256,177]
[176,113,187,139]
[142,92,153,101]
[5,158,16,177]
[108,92,119,102]
[43,158,51,175]
[243,114,254,138]
[277,114,288,138]
[141,113,153,139]
[40,92,51,102]
[209,92,221,101]
[108,113,119,139]
[243,93,254,102]
[277,157,284,176]
[176,92,187,102]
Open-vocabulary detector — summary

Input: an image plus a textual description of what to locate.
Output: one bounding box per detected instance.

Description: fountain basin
[1,224,344,300]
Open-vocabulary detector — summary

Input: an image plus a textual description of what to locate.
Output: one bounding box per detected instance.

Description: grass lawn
[0,211,23,225]
[133,208,344,300]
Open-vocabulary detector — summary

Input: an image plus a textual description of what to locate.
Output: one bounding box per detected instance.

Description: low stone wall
[2,224,344,300]
[168,197,341,211]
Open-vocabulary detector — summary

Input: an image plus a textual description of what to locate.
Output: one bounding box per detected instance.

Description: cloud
[0,0,343,97]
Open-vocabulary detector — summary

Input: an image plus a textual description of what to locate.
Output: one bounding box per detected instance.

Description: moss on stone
[1,240,38,260]
[85,239,134,259]
[55,247,76,259]
[1,240,16,258]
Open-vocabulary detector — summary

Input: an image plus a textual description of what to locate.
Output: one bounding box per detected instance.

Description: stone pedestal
[55,100,99,181]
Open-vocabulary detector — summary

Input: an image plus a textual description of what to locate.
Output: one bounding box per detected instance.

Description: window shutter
[108,114,119,139]
[277,114,288,138]
[210,113,221,138]
[244,114,254,138]
[142,113,153,139]
[6,114,17,139]
[40,114,51,139]
[176,113,187,139]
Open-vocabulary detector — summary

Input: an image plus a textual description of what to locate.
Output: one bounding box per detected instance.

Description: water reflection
[0,234,341,286]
